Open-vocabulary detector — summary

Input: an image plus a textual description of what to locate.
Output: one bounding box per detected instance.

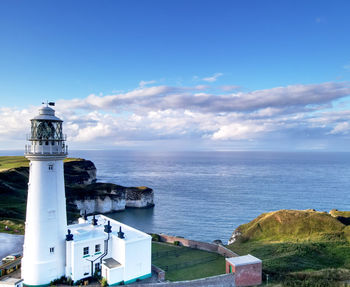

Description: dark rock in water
[125,186,154,208]
[212,239,223,245]
[64,160,97,185]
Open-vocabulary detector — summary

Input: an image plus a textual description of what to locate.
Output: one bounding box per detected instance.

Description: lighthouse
[22,103,68,286]
[21,103,152,286]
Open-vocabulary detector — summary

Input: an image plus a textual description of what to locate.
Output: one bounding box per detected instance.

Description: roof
[103,258,122,269]
[0,277,23,286]
[67,224,106,242]
[67,214,151,243]
[226,254,262,266]
[32,106,62,122]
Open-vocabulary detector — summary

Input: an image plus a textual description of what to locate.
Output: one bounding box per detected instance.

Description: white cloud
[57,82,350,115]
[329,122,350,135]
[212,122,268,140]
[220,85,240,92]
[1,81,350,150]
[202,73,223,82]
[139,80,156,88]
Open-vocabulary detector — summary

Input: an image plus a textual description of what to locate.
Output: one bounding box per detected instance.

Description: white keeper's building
[22,104,152,286]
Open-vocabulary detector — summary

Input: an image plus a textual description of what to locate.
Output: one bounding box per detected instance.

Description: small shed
[0,277,23,287]
[226,254,262,286]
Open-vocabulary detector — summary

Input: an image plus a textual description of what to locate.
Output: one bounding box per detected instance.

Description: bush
[66,277,73,286]
[151,233,160,242]
[100,277,108,287]
[173,241,181,246]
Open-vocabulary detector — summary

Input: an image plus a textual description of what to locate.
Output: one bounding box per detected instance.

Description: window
[48,210,56,219]
[95,244,101,253]
[48,164,53,171]
[95,263,100,271]
[50,247,54,253]
[83,247,89,256]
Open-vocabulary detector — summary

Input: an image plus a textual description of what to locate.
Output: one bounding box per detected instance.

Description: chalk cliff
[66,182,154,215]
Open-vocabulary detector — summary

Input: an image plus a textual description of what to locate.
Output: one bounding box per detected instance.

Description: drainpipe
[85,221,112,278]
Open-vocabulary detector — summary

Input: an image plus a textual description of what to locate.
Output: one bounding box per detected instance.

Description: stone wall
[157,234,238,258]
[151,265,165,282]
[132,273,235,287]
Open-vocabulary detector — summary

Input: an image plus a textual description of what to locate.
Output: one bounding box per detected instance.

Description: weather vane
[42,100,55,107]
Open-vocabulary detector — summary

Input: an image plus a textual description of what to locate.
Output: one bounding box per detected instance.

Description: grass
[228,209,350,285]
[235,209,347,243]
[330,209,350,218]
[152,242,225,281]
[0,156,86,225]
[0,156,29,171]
[0,156,83,172]
[0,219,24,234]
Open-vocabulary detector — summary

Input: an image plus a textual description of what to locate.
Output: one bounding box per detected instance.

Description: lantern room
[25,103,68,156]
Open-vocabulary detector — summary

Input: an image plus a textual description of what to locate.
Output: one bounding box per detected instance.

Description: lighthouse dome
[33,106,62,122]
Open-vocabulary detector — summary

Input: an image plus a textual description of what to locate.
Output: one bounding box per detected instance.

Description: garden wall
[157,234,238,258]
[132,273,235,287]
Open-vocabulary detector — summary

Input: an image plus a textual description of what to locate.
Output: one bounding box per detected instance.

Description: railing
[25,144,68,155]
[26,134,67,141]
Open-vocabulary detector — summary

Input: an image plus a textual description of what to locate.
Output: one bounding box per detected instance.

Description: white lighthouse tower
[22,103,68,286]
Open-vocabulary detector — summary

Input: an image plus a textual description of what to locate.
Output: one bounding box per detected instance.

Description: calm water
[2,150,350,243]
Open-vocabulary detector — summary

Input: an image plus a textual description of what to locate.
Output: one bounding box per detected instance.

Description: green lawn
[0,156,29,171]
[152,242,226,281]
[0,156,83,172]
[228,240,350,285]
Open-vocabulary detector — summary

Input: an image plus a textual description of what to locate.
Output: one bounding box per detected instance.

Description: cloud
[58,82,350,115]
[220,85,240,92]
[2,81,350,150]
[139,80,156,88]
[329,122,350,135]
[211,122,269,140]
[202,73,223,82]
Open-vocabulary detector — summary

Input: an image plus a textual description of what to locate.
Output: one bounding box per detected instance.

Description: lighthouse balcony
[26,134,67,141]
[25,143,68,155]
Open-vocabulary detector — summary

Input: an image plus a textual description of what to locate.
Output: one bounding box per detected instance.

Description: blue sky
[1,1,350,151]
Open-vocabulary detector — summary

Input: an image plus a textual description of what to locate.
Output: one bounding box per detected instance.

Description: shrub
[100,277,108,287]
[174,241,181,246]
[151,233,160,242]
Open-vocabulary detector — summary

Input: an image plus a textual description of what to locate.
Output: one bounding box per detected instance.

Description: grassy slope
[227,209,350,285]
[0,156,84,233]
[0,156,82,171]
[235,209,348,242]
[152,242,225,281]
[0,156,153,234]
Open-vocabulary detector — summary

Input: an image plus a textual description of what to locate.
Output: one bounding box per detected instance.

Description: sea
[2,150,350,243]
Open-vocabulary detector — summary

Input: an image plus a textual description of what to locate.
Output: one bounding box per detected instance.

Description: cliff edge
[227,209,350,285]
[0,157,154,227]
[228,209,350,244]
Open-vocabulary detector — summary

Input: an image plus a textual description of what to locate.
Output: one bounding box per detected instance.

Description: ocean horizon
[1,150,350,243]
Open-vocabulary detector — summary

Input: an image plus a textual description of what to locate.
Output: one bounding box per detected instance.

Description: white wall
[102,265,124,285]
[22,158,67,285]
[69,237,105,282]
[123,237,152,282]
